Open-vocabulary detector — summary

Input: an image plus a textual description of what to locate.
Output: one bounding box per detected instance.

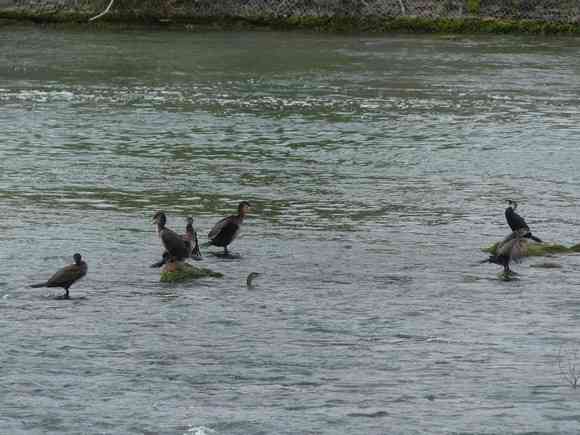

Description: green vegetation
[467,0,481,15]
[1,9,580,35]
[483,242,580,256]
[497,270,519,281]
[160,262,223,283]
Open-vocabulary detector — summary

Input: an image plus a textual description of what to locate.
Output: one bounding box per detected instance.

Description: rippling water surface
[1,26,580,434]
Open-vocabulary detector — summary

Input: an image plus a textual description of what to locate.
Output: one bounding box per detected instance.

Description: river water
[1,26,580,435]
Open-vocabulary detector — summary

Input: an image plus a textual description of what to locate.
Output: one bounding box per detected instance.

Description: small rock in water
[530,262,562,269]
[498,271,519,281]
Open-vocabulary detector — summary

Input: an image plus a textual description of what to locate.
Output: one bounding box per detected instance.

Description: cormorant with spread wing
[151,216,202,268]
[184,216,202,260]
[484,230,528,275]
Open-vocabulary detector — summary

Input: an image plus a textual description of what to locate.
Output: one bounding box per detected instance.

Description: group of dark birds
[29,201,252,299]
[152,200,251,266]
[28,199,543,298]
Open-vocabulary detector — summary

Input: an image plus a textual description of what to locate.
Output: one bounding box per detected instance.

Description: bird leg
[501,257,511,275]
[57,288,71,300]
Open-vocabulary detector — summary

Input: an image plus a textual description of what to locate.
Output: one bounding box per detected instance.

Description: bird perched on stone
[505,200,543,243]
[484,231,528,276]
[152,215,201,267]
[152,212,189,266]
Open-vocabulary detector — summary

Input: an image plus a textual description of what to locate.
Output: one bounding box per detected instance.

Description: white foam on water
[184,426,216,435]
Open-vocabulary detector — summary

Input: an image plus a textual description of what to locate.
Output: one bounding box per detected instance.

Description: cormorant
[29,253,87,299]
[151,216,202,268]
[207,201,251,256]
[152,211,189,264]
[484,230,528,275]
[505,200,543,243]
[246,272,260,288]
[184,216,202,260]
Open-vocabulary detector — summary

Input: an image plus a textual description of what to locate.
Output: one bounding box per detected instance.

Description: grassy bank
[1,9,580,35]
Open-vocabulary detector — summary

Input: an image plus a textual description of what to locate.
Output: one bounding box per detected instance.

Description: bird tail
[150,259,166,268]
[528,234,543,243]
[29,282,47,288]
[481,255,500,265]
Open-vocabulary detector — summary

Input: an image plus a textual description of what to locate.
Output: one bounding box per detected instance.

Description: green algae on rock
[483,241,577,257]
[497,270,519,281]
[160,262,223,283]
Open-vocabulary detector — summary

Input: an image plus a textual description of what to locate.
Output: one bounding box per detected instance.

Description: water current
[1,26,580,434]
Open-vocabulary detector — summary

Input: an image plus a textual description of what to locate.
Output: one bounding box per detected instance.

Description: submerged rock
[160,261,223,283]
[530,262,562,269]
[497,271,519,281]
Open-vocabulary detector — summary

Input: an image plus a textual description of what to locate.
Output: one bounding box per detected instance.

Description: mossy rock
[482,242,574,257]
[497,271,519,281]
[528,244,571,255]
[160,262,223,283]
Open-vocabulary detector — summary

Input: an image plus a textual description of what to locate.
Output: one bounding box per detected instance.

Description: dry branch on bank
[88,0,115,21]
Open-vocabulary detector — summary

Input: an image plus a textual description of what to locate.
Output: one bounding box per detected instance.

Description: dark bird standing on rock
[151,216,202,268]
[184,216,202,259]
[484,231,527,275]
[505,200,543,243]
[208,201,251,256]
[152,211,189,264]
[29,253,87,299]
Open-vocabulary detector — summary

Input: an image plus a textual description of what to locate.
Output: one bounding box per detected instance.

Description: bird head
[246,272,261,288]
[506,200,518,210]
[152,211,167,227]
[73,253,82,264]
[238,201,251,217]
[185,217,194,236]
